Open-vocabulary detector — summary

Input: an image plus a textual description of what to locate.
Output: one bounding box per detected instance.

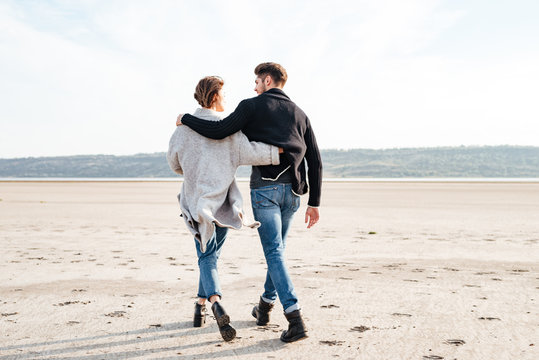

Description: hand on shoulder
[176,114,184,126]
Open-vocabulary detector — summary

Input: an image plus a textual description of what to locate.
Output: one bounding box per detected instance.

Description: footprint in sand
[105,311,127,318]
[350,326,370,333]
[54,301,91,306]
[1,312,18,317]
[320,304,340,309]
[319,340,344,346]
[254,324,280,332]
[444,339,466,346]
[510,269,529,274]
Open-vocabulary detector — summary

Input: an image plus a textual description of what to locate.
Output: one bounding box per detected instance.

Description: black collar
[263,88,289,99]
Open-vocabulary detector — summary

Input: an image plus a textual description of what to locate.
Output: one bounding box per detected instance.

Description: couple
[167,62,322,343]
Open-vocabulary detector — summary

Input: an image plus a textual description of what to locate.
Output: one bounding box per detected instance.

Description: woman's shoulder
[193,107,223,122]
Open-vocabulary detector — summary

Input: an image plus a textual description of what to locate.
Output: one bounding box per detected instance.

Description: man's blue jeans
[194,225,228,300]
[250,183,300,313]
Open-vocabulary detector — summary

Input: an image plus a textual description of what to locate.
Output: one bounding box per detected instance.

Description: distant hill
[1,146,539,178]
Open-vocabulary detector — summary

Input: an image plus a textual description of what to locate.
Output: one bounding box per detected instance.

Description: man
[177,62,322,343]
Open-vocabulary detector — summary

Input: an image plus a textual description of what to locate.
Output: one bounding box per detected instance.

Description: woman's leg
[195,225,228,302]
[196,225,235,341]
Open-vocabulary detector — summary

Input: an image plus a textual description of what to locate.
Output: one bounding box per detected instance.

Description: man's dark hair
[254,62,288,87]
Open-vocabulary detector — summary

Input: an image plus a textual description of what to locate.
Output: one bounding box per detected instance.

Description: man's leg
[261,184,300,304]
[251,184,299,313]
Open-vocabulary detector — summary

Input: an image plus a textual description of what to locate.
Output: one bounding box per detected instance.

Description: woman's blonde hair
[194,76,224,108]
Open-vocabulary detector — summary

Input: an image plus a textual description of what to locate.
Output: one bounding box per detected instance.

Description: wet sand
[0,181,538,359]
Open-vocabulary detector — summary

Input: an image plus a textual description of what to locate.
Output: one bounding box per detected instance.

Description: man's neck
[265,86,283,92]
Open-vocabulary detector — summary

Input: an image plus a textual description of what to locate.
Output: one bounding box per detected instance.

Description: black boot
[251,297,274,326]
[211,302,236,342]
[280,310,308,343]
[193,302,206,327]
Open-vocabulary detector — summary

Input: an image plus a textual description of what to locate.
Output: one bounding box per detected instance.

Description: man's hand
[176,114,184,126]
[305,206,319,229]
[278,147,284,154]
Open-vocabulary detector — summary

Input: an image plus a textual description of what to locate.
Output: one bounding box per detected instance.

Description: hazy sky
[1,0,538,158]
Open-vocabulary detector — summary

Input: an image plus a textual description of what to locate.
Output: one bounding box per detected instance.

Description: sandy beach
[0,181,537,359]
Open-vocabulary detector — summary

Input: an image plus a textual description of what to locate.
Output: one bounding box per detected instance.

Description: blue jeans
[195,225,228,300]
[251,183,301,313]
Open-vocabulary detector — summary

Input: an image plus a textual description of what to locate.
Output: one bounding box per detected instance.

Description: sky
[1,0,538,158]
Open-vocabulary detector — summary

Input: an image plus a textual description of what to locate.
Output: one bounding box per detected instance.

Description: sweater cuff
[270,146,280,165]
[307,197,320,207]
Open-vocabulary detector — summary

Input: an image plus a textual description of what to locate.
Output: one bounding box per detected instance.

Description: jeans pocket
[291,194,300,212]
[251,187,279,209]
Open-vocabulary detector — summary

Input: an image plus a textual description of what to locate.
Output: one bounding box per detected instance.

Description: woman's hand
[176,114,184,126]
[278,147,284,154]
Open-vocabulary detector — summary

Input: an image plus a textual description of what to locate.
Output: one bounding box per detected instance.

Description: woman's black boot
[193,302,206,327]
[211,302,236,341]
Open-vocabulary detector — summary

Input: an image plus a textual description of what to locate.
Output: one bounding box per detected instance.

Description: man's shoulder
[235,97,258,111]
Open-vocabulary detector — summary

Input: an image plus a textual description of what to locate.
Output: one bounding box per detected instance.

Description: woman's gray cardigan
[167,108,280,252]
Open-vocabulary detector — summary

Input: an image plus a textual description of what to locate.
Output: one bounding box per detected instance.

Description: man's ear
[264,75,272,87]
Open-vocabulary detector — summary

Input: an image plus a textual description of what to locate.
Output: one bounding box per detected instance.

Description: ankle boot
[193,302,206,327]
[280,310,308,343]
[251,297,274,326]
[211,302,236,342]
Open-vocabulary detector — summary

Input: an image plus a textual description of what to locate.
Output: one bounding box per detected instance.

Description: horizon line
[2,144,539,160]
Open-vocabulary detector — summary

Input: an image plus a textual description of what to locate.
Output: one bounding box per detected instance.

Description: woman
[167,76,281,342]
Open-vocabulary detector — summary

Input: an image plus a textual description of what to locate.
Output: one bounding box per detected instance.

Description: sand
[0,181,537,359]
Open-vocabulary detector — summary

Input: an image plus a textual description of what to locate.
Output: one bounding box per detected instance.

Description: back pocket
[251,187,279,208]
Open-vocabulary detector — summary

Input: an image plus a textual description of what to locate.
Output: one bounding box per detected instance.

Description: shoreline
[2,177,539,183]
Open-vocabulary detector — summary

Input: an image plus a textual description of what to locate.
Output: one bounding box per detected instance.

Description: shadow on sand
[0,320,286,359]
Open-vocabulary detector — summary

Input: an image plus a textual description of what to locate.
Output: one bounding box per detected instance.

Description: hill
[1,146,538,178]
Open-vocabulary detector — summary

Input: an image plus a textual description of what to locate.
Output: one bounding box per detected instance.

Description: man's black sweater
[182,88,322,207]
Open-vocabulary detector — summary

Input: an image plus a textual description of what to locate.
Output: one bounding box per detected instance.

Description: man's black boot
[211,302,236,342]
[251,297,274,326]
[280,310,308,343]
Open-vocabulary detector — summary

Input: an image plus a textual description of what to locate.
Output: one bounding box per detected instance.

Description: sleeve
[166,134,183,175]
[234,132,281,166]
[182,99,255,139]
[304,118,323,207]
